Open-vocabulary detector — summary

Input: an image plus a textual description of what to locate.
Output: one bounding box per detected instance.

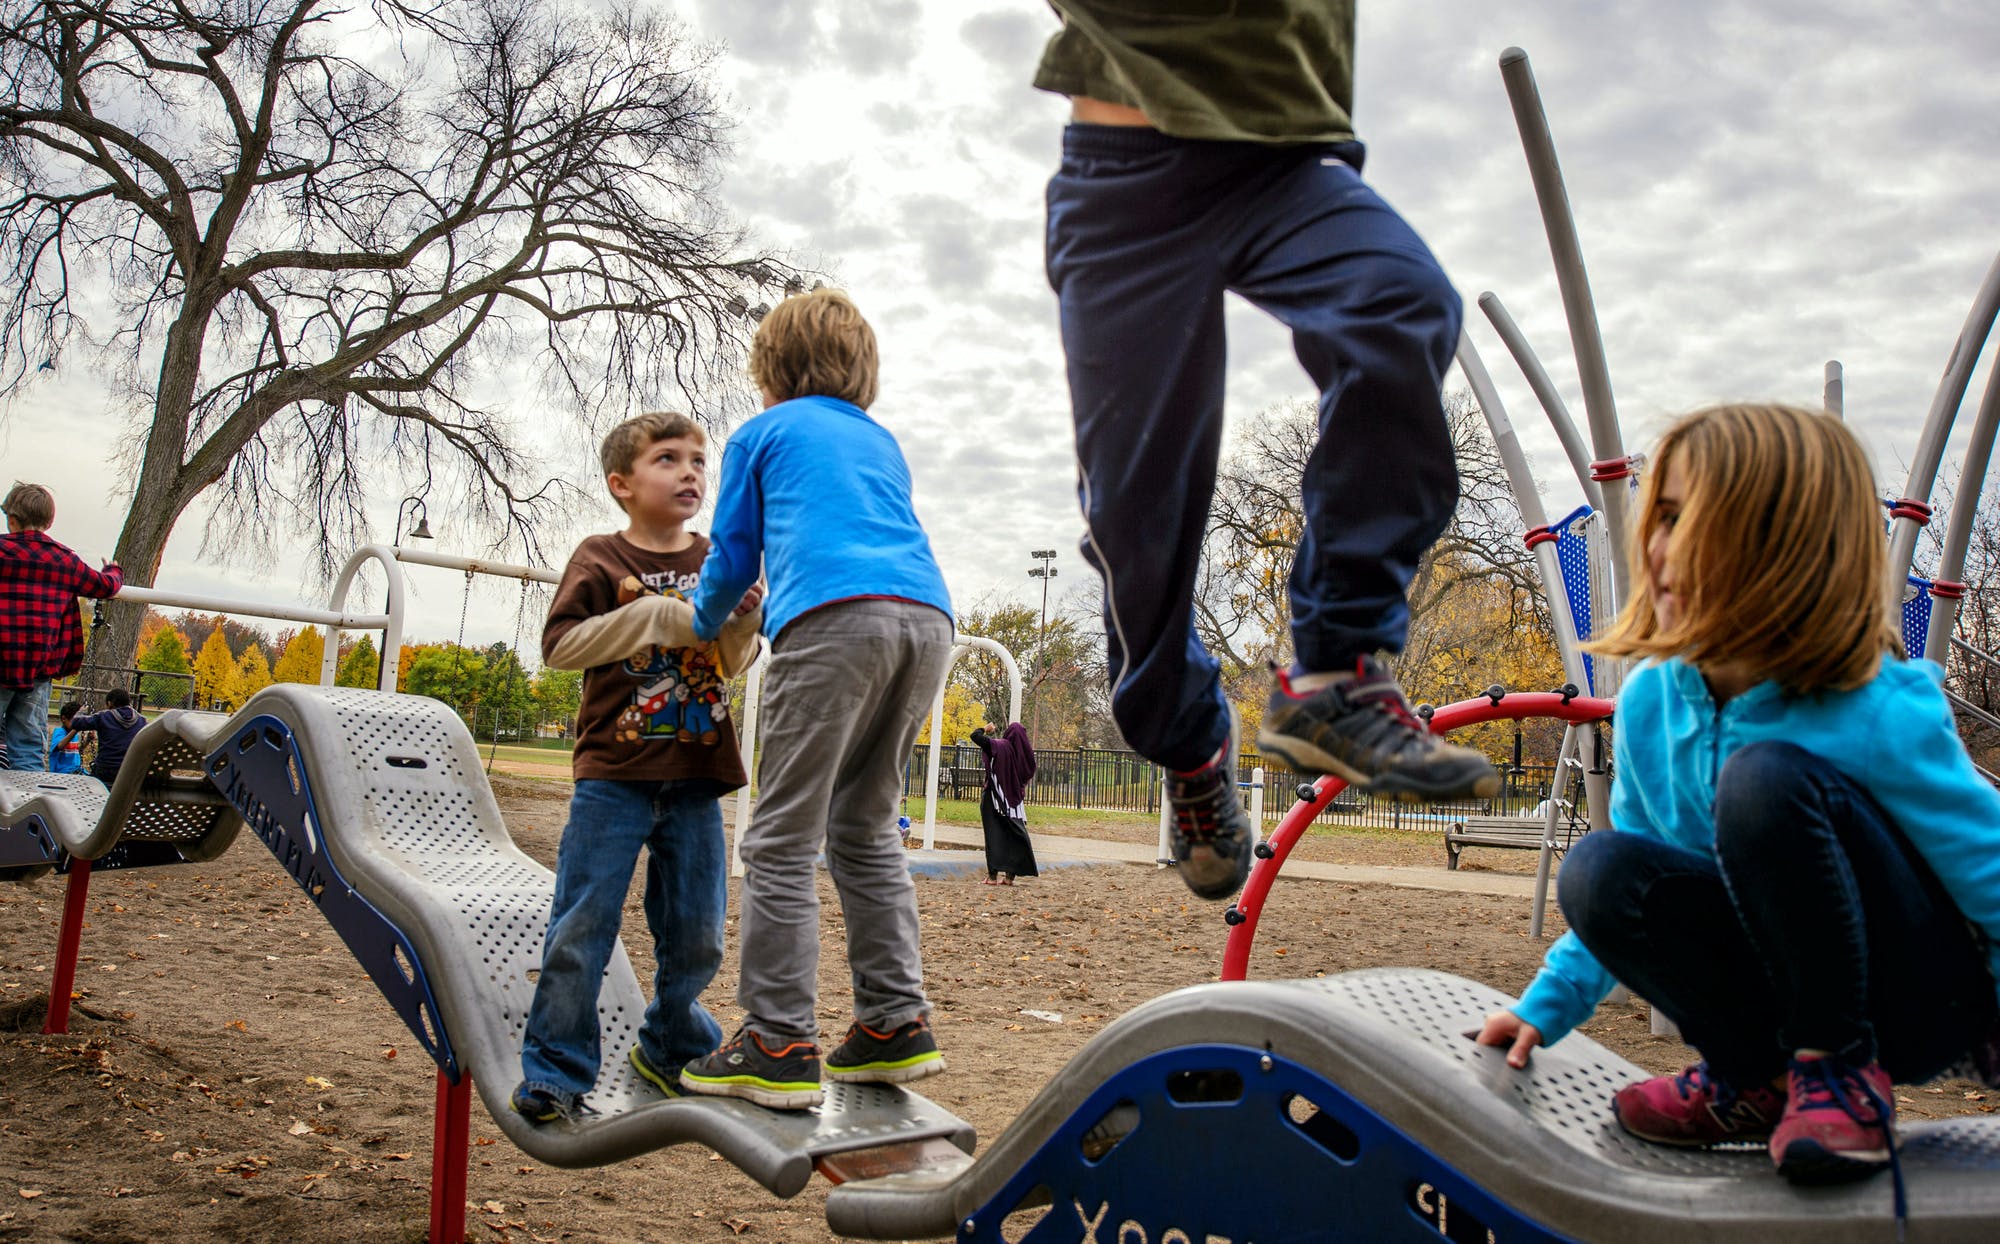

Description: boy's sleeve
[70,712,100,732]
[62,548,121,598]
[689,437,764,641]
[541,547,612,666]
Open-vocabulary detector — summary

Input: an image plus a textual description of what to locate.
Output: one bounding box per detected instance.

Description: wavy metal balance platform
[827,969,2000,1243]
[1,685,972,1244]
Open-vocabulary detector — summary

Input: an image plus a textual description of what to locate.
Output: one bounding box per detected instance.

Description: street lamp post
[377,498,433,689]
[1028,549,1058,740]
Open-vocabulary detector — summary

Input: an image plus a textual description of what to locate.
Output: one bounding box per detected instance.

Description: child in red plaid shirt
[0,484,122,771]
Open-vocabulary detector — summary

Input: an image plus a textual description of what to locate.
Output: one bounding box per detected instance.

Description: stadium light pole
[1028,549,1058,740]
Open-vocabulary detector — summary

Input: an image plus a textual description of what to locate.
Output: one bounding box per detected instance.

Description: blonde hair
[3,482,54,529]
[1588,403,1901,695]
[598,412,704,512]
[748,289,879,409]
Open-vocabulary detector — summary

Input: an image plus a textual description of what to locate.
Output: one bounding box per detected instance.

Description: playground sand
[0,774,1991,1243]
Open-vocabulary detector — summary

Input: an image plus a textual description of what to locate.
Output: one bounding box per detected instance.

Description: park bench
[1444,814,1584,870]
[949,765,986,799]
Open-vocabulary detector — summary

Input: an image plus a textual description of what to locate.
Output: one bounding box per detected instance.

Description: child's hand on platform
[1472,1009,1542,1069]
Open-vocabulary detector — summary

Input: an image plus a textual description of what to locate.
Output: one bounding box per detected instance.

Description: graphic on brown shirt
[545,533,747,789]
[611,572,732,748]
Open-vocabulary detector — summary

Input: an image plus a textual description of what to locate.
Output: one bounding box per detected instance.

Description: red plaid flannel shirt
[0,531,123,687]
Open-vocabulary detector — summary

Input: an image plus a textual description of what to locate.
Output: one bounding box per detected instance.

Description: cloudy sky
[7,1,2000,657]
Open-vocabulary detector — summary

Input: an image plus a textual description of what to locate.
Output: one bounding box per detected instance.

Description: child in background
[0,483,123,770]
[510,412,763,1124]
[70,688,144,785]
[680,289,955,1109]
[1476,404,2000,1190]
[48,702,85,774]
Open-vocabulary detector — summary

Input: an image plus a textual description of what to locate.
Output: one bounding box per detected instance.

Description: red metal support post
[429,1070,472,1244]
[43,858,92,1034]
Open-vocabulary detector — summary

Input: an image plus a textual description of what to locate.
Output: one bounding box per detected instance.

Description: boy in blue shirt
[48,702,85,774]
[510,412,764,1123]
[680,290,955,1109]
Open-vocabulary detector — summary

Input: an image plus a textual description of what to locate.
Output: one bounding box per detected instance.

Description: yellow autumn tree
[271,628,325,685]
[914,683,986,747]
[235,643,273,704]
[191,630,241,709]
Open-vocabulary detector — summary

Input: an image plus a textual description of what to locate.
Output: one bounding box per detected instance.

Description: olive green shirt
[1033,1,1357,144]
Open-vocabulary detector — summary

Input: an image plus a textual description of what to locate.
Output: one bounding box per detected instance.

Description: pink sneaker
[1770,1054,1895,1183]
[1613,1062,1786,1147]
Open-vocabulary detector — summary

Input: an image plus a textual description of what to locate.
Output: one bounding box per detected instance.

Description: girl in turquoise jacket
[1477,404,2000,1189]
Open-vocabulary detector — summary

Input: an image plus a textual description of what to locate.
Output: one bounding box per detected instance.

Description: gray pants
[737,599,953,1042]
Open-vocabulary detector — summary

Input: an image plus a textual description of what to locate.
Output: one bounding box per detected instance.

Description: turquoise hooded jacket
[1514,654,2000,1046]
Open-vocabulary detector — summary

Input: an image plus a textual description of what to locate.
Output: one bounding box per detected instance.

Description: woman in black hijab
[971,722,1039,885]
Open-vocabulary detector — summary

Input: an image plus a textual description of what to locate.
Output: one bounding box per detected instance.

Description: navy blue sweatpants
[1046,125,1463,770]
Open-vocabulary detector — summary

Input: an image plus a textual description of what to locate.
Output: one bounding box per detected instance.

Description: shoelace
[1166,769,1229,846]
[1344,675,1428,734]
[1794,1058,1906,1242]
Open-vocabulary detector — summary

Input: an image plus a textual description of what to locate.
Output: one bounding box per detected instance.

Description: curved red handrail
[1219,691,1615,981]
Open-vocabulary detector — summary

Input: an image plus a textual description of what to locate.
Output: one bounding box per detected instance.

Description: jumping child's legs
[517,779,656,1114]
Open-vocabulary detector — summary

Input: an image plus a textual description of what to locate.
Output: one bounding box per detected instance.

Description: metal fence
[907,743,1586,830]
[52,663,197,711]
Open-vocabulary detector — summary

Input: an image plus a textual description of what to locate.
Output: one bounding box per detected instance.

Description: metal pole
[1886,250,2000,610]
[1925,359,2000,661]
[1823,360,1844,419]
[1478,293,1604,510]
[1499,47,1633,610]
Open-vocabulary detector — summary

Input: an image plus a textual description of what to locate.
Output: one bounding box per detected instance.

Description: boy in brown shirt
[511,412,762,1123]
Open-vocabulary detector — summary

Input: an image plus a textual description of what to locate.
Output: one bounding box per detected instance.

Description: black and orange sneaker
[1259,657,1500,802]
[825,1016,945,1085]
[678,1028,823,1110]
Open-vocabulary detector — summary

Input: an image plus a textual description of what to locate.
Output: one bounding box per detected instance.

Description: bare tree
[1197,392,1547,686]
[1,0,794,668]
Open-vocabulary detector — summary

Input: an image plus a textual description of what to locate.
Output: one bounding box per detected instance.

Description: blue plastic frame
[965,1042,1573,1243]
[204,714,461,1080]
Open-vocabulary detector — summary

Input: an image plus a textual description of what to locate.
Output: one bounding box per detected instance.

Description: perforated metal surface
[0,771,109,826]
[1305,970,1762,1179]
[202,684,972,1184]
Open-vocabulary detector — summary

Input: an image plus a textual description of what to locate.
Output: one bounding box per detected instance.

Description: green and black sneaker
[825,1016,946,1085]
[1259,656,1501,803]
[679,1028,823,1110]
[628,1044,682,1099]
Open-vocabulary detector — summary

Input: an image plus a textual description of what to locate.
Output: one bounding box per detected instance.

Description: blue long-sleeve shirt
[688,395,953,642]
[1515,654,2000,1046]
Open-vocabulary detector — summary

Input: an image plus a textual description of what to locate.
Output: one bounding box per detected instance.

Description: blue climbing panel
[1551,504,1598,694]
[1904,575,1935,661]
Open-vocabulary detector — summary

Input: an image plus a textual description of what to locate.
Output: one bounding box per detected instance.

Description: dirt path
[0,775,1988,1243]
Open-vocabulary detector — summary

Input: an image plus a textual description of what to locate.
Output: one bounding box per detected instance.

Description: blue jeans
[1046,126,1462,769]
[518,778,728,1106]
[0,681,50,771]
[1559,741,1996,1085]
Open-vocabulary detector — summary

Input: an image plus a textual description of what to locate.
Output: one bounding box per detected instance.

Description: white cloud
[9,0,1999,660]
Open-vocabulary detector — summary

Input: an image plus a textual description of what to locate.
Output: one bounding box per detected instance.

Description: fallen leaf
[483,1200,507,1214]
[722,1216,753,1235]
[288,1121,313,1136]
[384,1152,413,1162]
[18,1189,43,1200]
[304,1076,334,1091]
[381,1047,398,1060]
[225,1020,247,1032]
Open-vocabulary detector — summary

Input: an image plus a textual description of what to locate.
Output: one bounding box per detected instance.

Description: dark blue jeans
[1046,126,1462,769]
[519,778,728,1105]
[1559,741,1996,1086]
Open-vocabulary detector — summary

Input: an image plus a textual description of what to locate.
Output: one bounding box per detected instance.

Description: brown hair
[3,482,54,529]
[598,413,705,513]
[748,289,879,409]
[1588,403,1900,694]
